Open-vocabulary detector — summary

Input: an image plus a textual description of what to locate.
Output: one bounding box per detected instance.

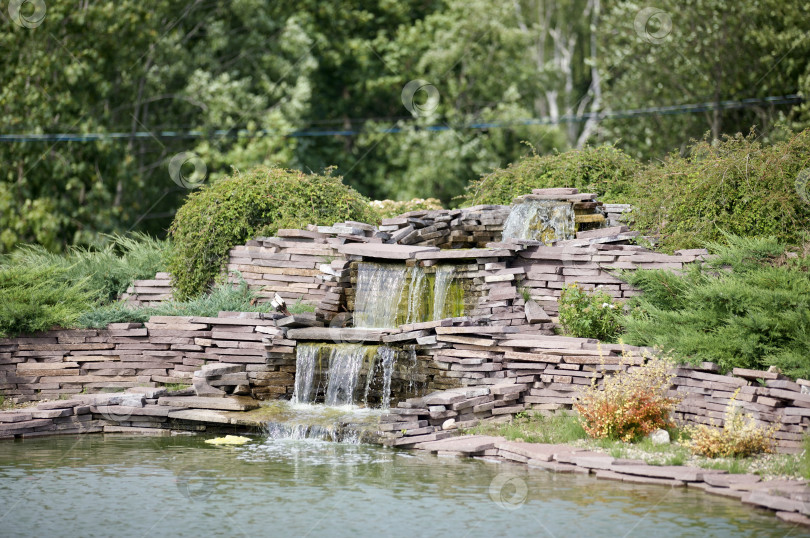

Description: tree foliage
[1,0,810,253]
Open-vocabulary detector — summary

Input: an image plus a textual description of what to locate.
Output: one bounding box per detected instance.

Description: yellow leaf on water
[205,435,251,446]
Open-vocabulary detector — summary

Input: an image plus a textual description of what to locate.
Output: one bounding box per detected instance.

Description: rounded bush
[627,130,810,251]
[459,145,640,206]
[168,166,378,299]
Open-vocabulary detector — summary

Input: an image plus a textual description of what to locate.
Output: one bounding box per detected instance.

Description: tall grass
[0,234,168,337]
[78,278,276,328]
[4,233,168,303]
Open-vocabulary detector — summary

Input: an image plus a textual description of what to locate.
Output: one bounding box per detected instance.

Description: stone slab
[413,435,503,454]
[157,396,259,411]
[337,243,438,260]
[167,409,232,423]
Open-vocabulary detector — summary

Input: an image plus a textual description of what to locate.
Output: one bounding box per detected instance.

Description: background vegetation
[0,234,166,336]
[3,0,810,253]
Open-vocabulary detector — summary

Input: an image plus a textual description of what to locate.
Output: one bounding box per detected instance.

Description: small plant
[685,388,779,458]
[575,353,681,442]
[370,198,443,219]
[558,283,623,342]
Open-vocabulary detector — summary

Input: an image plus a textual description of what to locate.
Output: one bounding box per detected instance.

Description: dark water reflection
[0,435,804,537]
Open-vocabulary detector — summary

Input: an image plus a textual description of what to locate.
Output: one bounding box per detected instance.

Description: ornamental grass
[574,352,681,442]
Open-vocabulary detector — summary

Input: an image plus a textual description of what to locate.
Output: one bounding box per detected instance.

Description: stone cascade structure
[0,313,293,403]
[4,186,809,454]
[120,272,173,305]
[0,387,260,440]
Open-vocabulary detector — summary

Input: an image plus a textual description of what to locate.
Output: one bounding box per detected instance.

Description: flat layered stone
[337,243,438,259]
[606,464,712,482]
[91,405,171,417]
[102,426,170,435]
[596,469,685,487]
[776,511,810,526]
[703,473,761,488]
[414,248,512,260]
[494,442,580,462]
[743,491,806,513]
[0,412,33,423]
[730,478,807,492]
[413,435,502,454]
[527,460,589,474]
[197,362,243,377]
[167,409,231,423]
[157,396,259,411]
[35,399,84,410]
[570,455,615,470]
[286,327,387,343]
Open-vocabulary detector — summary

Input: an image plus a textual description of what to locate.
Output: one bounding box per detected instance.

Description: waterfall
[324,345,367,406]
[405,266,428,324]
[377,346,396,410]
[354,263,408,328]
[502,199,575,245]
[292,344,319,404]
[406,345,419,395]
[293,344,397,408]
[432,266,456,320]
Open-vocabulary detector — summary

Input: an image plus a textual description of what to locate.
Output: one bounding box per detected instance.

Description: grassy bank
[465,412,810,480]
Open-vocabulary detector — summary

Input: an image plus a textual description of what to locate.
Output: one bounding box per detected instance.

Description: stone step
[157,396,259,411]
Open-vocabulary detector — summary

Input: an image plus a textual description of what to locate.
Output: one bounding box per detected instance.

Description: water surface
[0,435,802,537]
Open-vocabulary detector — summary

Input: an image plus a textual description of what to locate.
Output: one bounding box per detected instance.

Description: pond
[0,435,800,537]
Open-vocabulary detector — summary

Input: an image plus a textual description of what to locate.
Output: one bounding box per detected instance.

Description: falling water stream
[502,199,576,244]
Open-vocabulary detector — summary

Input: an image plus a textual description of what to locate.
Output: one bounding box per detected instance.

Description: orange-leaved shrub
[574,352,681,442]
[685,388,778,458]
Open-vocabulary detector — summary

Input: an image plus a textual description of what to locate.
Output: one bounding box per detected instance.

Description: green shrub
[168,166,379,299]
[459,144,640,206]
[0,266,95,337]
[626,130,810,252]
[621,235,810,378]
[558,283,624,342]
[370,198,443,219]
[5,233,168,303]
[0,234,167,337]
